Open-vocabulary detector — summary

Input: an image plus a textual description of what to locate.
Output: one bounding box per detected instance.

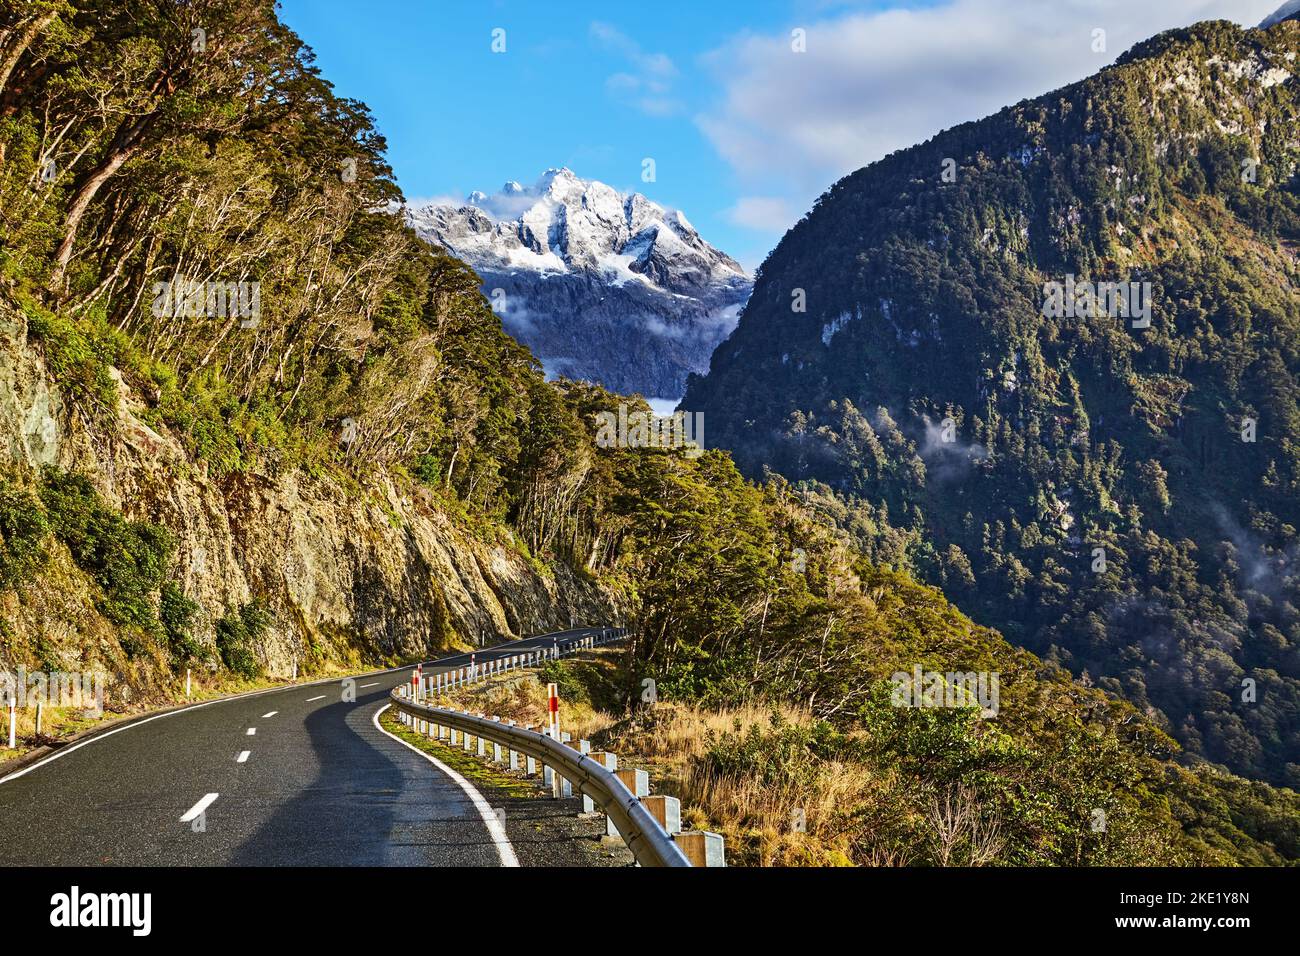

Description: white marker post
[6,693,14,749]
[547,683,559,741]
[546,683,562,798]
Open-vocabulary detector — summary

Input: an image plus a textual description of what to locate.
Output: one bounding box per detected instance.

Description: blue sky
[279,0,1281,271]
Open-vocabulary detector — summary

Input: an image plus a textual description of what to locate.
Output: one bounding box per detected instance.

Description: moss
[378,707,536,797]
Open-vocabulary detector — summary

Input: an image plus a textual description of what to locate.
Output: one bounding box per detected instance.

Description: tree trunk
[0,12,56,98]
[48,145,140,288]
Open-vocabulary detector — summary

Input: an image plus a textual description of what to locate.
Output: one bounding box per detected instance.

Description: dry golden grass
[441,667,881,866]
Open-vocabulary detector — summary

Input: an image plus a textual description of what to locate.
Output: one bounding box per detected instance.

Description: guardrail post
[566,738,595,812]
[642,795,682,835]
[556,732,573,798]
[616,768,650,798]
[523,726,537,775]
[491,718,504,763]
[676,831,726,867]
[589,751,617,771]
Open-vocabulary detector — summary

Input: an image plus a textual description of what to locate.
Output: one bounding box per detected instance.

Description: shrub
[0,484,49,588]
[38,469,172,633]
[160,581,203,668]
[215,601,271,678]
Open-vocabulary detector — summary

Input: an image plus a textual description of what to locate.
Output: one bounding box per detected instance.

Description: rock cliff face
[0,300,613,696]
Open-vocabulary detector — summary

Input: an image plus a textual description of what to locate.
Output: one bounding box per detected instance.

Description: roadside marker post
[185,668,191,699]
[7,693,15,748]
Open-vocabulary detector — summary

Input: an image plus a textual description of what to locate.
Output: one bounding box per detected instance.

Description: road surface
[0,628,605,866]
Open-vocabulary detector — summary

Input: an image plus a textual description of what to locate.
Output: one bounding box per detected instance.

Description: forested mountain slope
[0,1,1295,864]
[684,18,1300,786]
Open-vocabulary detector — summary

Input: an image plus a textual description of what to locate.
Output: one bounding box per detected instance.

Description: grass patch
[378,706,536,798]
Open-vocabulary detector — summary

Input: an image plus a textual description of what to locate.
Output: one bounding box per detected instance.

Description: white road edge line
[180,793,218,823]
[0,630,601,785]
[372,704,519,868]
[237,751,251,763]
[306,695,326,702]
[262,711,278,718]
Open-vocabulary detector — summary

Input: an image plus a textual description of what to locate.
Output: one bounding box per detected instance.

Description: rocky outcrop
[0,300,615,687]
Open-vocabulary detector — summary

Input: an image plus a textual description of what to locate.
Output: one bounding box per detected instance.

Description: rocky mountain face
[683,18,1300,784]
[0,300,611,704]
[407,169,751,399]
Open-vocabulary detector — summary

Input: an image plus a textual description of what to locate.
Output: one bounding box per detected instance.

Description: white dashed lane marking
[236,751,250,763]
[246,728,256,736]
[262,711,277,718]
[306,695,326,702]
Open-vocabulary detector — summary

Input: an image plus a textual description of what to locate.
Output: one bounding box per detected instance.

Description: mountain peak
[405,169,752,398]
[409,170,748,284]
[1261,0,1300,27]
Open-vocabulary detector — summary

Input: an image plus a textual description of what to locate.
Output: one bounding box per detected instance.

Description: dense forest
[0,1,1295,864]
[684,18,1300,788]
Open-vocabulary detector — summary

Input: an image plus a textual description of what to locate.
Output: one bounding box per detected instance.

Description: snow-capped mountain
[406,168,751,400]
[1262,1,1300,28]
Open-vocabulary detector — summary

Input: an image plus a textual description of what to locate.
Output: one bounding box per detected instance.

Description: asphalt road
[0,628,606,866]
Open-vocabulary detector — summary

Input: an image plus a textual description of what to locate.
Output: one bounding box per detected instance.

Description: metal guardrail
[390,693,690,867]
[390,626,698,868]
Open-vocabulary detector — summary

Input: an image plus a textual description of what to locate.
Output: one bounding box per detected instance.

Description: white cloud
[592,21,682,116]
[698,0,1281,201]
[726,196,796,232]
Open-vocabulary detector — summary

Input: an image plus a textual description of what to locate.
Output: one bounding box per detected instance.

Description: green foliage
[0,483,49,588]
[683,18,1300,786]
[700,714,847,792]
[215,601,270,679]
[38,469,172,644]
[0,0,1292,868]
[537,659,591,707]
[22,299,123,413]
[160,580,202,668]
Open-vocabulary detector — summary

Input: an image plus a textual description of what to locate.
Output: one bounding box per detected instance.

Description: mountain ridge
[407,168,751,399]
[684,17,1300,784]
